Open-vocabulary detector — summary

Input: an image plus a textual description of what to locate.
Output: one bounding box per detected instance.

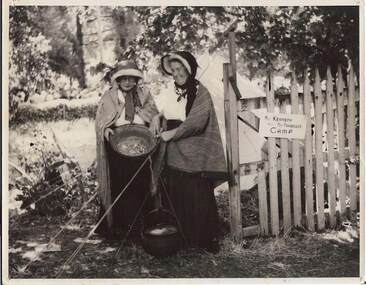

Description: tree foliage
[129,6,359,80]
[8,5,359,107]
[9,6,54,123]
[9,6,87,101]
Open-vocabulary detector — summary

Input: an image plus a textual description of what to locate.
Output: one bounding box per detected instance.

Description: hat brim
[161,54,192,76]
[111,69,143,82]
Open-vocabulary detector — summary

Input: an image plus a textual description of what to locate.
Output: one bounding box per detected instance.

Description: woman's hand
[149,114,162,136]
[104,128,114,141]
[161,129,177,142]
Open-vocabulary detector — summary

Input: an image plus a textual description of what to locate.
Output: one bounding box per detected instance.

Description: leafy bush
[11,129,88,216]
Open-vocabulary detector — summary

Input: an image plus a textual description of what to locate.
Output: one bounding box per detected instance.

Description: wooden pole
[290,71,302,227]
[314,67,325,230]
[223,63,242,241]
[228,32,237,82]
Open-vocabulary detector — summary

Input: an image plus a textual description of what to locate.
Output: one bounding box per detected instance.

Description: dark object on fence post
[223,63,242,241]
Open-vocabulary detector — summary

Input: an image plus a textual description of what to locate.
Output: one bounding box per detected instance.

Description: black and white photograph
[2,1,364,283]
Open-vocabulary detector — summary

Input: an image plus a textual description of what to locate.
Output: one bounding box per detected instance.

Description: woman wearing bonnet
[95,60,158,239]
[150,51,227,252]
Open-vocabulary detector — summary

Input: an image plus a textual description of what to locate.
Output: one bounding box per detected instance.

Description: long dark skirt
[164,167,219,248]
[95,143,152,239]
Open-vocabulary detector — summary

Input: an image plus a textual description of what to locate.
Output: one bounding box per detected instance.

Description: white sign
[259,112,307,139]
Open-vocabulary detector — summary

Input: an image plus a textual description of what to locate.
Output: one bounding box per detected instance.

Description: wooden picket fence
[224,33,359,240]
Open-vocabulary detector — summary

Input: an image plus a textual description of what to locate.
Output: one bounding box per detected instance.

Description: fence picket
[258,163,269,235]
[326,67,337,227]
[336,65,347,217]
[314,68,325,230]
[267,73,280,235]
[303,70,315,231]
[280,100,291,232]
[290,72,302,227]
[347,63,358,212]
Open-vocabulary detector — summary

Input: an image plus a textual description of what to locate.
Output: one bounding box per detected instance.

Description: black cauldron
[141,208,182,257]
[109,124,158,159]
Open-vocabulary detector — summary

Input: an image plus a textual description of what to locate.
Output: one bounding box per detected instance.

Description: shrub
[10,104,97,127]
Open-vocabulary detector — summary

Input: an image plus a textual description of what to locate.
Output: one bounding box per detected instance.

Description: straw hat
[111,60,143,82]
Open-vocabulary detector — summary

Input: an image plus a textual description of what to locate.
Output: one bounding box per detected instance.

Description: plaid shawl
[95,83,158,229]
[160,83,228,184]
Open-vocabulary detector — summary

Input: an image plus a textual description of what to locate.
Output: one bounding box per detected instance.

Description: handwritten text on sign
[259,113,307,139]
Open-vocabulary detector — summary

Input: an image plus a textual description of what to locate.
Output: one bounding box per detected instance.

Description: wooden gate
[224,33,360,239]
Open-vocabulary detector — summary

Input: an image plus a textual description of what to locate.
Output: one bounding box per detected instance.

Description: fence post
[266,72,280,236]
[223,63,242,241]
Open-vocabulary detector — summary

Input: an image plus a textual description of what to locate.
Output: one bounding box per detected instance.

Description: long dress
[101,142,152,238]
[159,82,227,248]
[95,86,158,239]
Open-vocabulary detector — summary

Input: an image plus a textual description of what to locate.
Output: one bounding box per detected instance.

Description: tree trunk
[76,12,86,89]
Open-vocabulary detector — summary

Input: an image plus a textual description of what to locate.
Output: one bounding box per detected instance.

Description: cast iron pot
[109,124,158,159]
[141,208,182,257]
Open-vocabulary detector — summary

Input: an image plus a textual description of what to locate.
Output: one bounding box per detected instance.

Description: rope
[55,155,150,278]
[20,192,98,272]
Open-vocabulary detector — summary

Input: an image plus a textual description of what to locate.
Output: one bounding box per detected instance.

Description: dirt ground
[8,191,360,279]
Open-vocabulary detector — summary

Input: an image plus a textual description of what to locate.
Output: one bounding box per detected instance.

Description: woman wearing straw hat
[95,60,158,239]
[150,51,227,252]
